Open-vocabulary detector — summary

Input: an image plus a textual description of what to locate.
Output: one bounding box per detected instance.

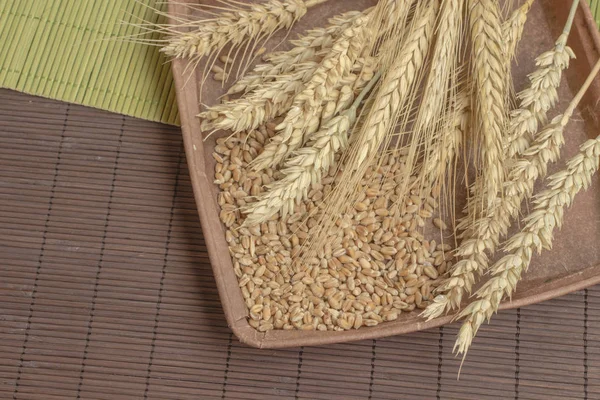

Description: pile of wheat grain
[214,122,453,331]
[148,0,600,359]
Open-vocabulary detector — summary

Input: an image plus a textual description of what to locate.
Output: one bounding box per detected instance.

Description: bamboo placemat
[0,88,598,399]
[0,0,178,125]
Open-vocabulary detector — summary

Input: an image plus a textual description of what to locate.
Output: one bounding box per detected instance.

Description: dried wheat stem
[468,0,508,208]
[161,0,321,62]
[453,56,600,357]
[251,15,370,171]
[242,66,379,225]
[227,10,367,95]
[502,0,535,64]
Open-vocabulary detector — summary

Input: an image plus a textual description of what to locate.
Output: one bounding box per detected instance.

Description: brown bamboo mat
[0,88,598,400]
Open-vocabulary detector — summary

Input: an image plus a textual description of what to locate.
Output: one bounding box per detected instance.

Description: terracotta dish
[170,0,600,348]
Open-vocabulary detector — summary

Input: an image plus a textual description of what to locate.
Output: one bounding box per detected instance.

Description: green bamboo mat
[590,0,600,26]
[0,0,179,125]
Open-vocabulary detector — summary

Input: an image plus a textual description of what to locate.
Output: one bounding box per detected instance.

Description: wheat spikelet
[161,0,324,64]
[250,15,370,171]
[243,113,352,226]
[502,0,535,63]
[468,0,508,209]
[418,91,470,202]
[455,135,600,356]
[226,10,367,96]
[353,3,437,171]
[417,0,463,127]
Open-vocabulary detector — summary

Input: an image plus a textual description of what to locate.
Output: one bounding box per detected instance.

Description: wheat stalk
[422,0,581,320]
[504,0,578,159]
[468,0,508,210]
[452,56,600,358]
[250,15,370,171]
[226,10,367,96]
[242,65,379,225]
[502,0,535,64]
[161,0,326,63]
[455,134,600,355]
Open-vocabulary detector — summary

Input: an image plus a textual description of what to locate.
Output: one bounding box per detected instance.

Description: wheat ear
[353,3,437,170]
[468,0,508,208]
[400,0,463,205]
[200,63,318,133]
[423,109,580,319]
[504,0,578,159]
[226,10,367,96]
[418,91,470,198]
[502,0,535,63]
[452,56,600,358]
[250,15,370,171]
[242,69,380,226]
[161,0,325,62]
[455,136,600,354]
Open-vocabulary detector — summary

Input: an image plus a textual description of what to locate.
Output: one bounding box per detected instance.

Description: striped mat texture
[1,88,598,399]
[0,0,178,125]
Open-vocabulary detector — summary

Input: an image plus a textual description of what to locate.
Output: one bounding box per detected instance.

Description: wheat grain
[215,124,448,331]
[250,15,370,171]
[161,0,324,63]
[455,134,600,356]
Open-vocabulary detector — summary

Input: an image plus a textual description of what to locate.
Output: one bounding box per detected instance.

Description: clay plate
[169,0,600,348]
